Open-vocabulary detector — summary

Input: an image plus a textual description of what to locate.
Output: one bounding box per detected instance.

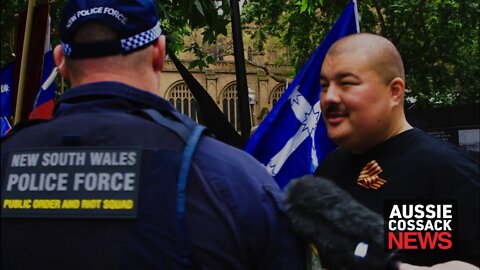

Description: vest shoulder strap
[140,108,206,268]
[140,108,193,143]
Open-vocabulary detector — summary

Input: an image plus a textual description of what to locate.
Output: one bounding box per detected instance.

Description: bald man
[315,33,479,267]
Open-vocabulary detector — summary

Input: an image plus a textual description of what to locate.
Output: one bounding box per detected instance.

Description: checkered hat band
[62,43,72,56]
[61,21,162,57]
[121,21,162,53]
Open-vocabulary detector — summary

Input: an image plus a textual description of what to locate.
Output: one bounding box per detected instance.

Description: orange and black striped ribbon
[357,160,387,190]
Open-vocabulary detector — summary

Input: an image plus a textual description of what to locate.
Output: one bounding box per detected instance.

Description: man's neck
[72,72,160,95]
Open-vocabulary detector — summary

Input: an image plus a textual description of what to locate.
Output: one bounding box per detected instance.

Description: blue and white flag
[1,62,14,117]
[1,116,12,137]
[245,0,359,189]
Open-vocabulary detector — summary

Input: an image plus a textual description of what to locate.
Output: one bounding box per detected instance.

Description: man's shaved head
[326,33,405,84]
[319,33,412,153]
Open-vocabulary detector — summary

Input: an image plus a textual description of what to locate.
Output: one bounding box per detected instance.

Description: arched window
[167,82,198,122]
[221,83,240,131]
[270,84,286,106]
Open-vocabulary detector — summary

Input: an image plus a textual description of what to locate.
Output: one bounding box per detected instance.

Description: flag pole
[61,76,64,95]
[229,0,251,140]
[353,0,360,32]
[14,0,36,124]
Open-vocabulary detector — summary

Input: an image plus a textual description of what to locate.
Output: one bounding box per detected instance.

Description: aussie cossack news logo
[384,200,456,252]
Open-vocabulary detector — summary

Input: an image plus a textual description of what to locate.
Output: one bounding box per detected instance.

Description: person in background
[0,1,306,269]
[315,33,479,268]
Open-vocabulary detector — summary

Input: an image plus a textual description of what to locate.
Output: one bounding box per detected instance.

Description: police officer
[0,1,306,269]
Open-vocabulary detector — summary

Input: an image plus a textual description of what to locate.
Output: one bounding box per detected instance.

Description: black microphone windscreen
[285,175,397,270]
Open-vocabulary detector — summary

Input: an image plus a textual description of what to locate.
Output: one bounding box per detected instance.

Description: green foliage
[1,0,478,107]
[242,0,479,107]
[295,0,323,14]
[154,0,230,69]
[0,0,230,69]
[0,0,27,66]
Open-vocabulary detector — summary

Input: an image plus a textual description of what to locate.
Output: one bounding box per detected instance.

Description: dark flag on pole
[168,48,245,149]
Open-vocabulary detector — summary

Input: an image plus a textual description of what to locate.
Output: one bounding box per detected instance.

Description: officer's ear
[152,35,165,72]
[54,45,70,80]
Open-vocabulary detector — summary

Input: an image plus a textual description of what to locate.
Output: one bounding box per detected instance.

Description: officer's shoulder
[1,119,48,142]
[197,136,250,160]
[196,136,268,173]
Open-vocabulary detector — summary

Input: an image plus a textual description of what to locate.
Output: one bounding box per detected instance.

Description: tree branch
[372,0,387,36]
[246,59,288,83]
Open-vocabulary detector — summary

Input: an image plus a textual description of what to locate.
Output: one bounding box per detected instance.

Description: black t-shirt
[316,128,479,266]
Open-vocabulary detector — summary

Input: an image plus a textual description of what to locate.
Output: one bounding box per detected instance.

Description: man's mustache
[323,105,346,117]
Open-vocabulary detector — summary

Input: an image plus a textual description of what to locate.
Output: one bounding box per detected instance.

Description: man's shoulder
[388,128,479,186]
[196,136,271,177]
[195,135,282,203]
[405,128,477,164]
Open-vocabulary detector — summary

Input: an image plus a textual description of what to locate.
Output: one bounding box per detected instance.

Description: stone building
[158,58,291,132]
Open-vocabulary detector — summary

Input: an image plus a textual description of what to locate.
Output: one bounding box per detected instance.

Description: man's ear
[152,35,166,72]
[53,45,70,80]
[389,77,405,106]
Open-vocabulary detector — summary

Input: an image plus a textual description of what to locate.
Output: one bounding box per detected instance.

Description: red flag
[29,50,56,120]
[29,15,56,120]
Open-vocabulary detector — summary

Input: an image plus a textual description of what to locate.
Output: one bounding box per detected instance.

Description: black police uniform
[1,82,306,270]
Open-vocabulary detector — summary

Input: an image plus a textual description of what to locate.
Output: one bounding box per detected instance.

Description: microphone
[285,175,400,270]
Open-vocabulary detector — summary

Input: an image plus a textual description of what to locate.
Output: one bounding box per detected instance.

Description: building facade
[158,59,291,131]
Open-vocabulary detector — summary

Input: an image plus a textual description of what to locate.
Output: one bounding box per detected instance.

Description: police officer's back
[0,1,306,269]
